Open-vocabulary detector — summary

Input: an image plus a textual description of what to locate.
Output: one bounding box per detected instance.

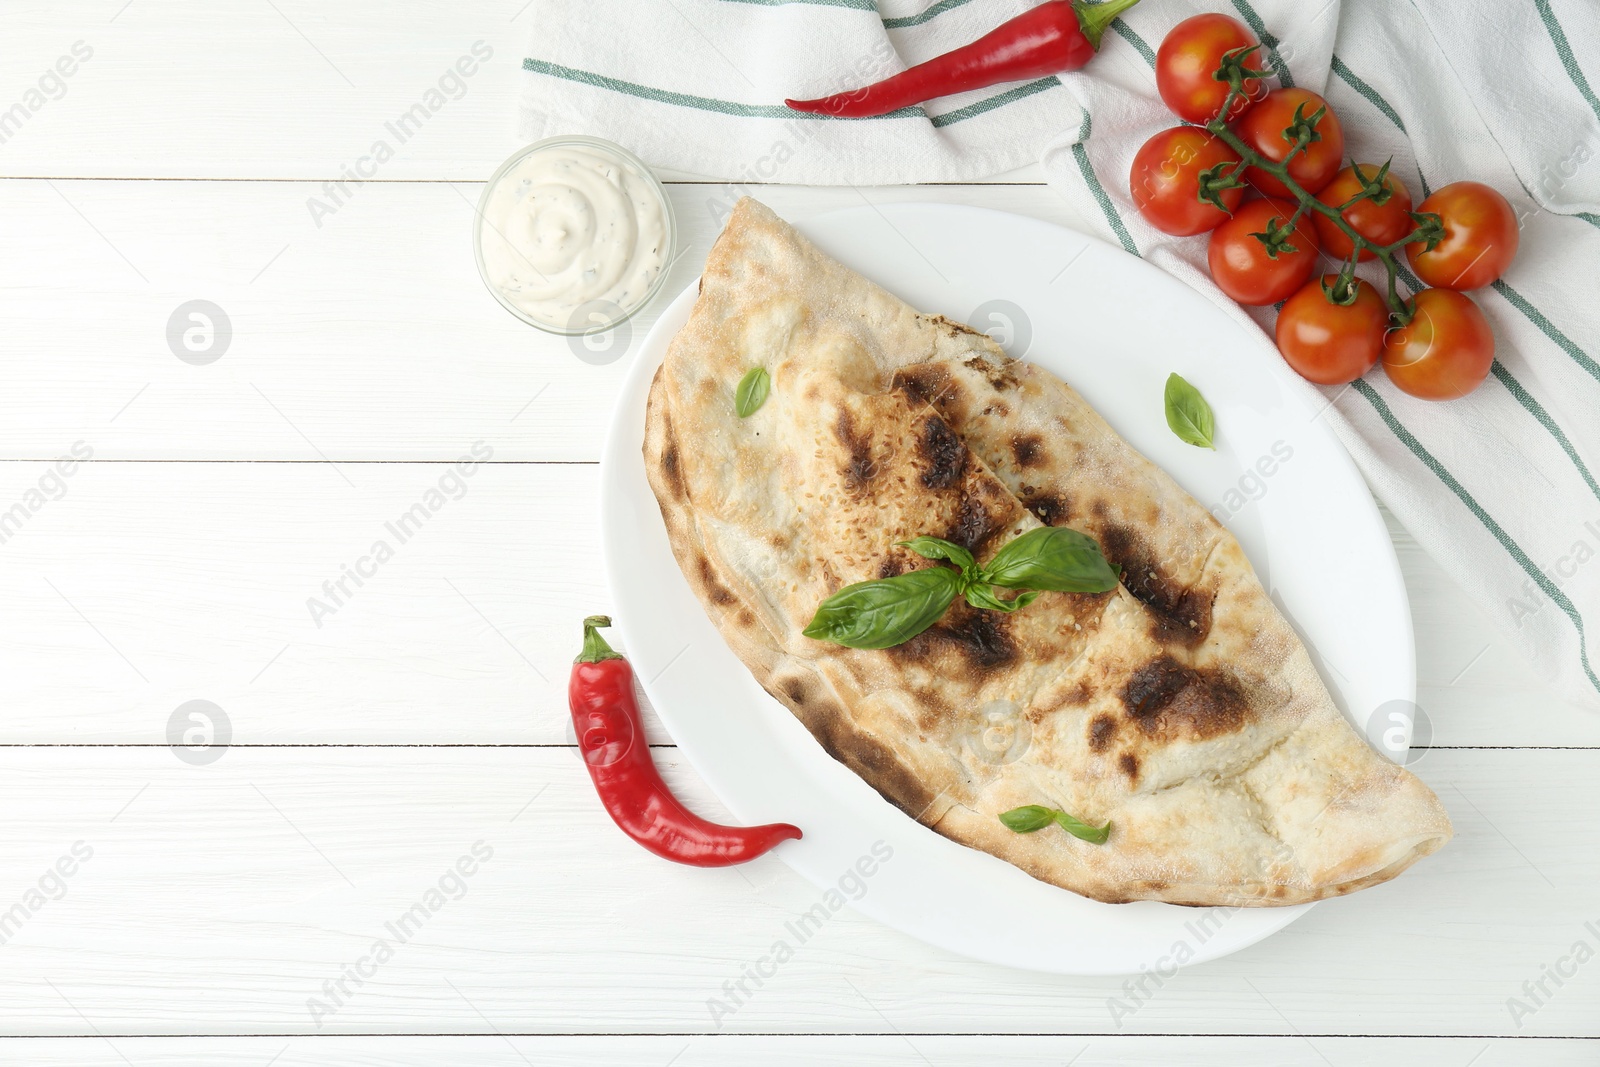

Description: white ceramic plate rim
[599,203,1414,975]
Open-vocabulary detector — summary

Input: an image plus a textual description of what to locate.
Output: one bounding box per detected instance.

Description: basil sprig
[802,527,1118,650]
[1164,372,1215,450]
[898,535,976,571]
[984,527,1121,593]
[801,567,961,650]
[999,804,1111,845]
[735,367,771,418]
[963,584,1041,614]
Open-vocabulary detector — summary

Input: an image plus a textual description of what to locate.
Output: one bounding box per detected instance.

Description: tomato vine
[1197,47,1443,326]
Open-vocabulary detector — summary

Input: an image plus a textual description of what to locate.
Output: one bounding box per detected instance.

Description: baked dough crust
[643,198,1451,906]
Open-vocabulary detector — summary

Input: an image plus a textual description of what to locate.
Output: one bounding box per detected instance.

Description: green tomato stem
[1205,77,1419,326]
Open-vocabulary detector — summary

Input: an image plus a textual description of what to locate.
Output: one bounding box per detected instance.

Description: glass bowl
[473,135,677,337]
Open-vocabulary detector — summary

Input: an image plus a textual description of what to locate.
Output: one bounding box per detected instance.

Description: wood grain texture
[0,180,1086,463]
[0,0,1048,184]
[0,461,1586,746]
[0,0,530,181]
[0,0,1596,1053]
[0,1035,1594,1066]
[0,748,1593,1037]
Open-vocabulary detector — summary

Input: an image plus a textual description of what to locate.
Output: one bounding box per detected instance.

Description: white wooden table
[2,3,1596,1064]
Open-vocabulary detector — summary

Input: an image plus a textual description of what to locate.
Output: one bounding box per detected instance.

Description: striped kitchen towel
[1041,0,1600,711]
[521,0,1600,711]
[517,0,1085,183]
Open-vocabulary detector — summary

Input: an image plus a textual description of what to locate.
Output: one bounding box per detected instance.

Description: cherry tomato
[1208,198,1321,306]
[1232,88,1345,197]
[1406,181,1519,290]
[1382,288,1494,400]
[1275,275,1388,385]
[1129,127,1245,236]
[1155,13,1267,124]
[1313,164,1415,262]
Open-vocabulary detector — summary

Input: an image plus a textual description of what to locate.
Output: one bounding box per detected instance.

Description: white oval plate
[599,203,1413,975]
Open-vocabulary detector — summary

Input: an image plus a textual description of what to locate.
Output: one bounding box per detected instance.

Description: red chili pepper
[569,615,802,866]
[785,0,1139,119]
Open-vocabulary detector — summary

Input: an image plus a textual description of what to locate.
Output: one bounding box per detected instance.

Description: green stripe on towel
[1352,379,1600,697]
[1536,0,1600,125]
[1488,361,1600,505]
[1228,0,1294,87]
[524,58,871,119]
[1071,110,1138,257]
[929,76,1060,127]
[1110,19,1156,67]
[1330,56,1408,133]
[524,57,1056,127]
[882,0,978,29]
[1390,264,1600,508]
[1490,279,1600,387]
[720,0,877,8]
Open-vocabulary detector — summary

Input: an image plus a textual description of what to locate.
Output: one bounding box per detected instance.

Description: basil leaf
[1052,809,1112,845]
[963,584,1041,613]
[998,805,1057,833]
[802,567,960,649]
[1164,372,1215,449]
[898,536,977,577]
[983,527,1119,593]
[999,804,1111,844]
[735,367,771,418]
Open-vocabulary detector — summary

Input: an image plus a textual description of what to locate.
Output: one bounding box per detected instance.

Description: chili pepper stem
[578,615,625,664]
[1074,0,1142,51]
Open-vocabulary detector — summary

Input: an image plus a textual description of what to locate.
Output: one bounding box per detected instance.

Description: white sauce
[479,144,668,330]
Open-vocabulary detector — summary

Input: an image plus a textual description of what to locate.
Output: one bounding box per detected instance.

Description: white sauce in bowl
[478,142,670,331]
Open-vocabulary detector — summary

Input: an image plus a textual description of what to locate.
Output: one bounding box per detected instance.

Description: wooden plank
[0,460,1585,747]
[0,747,1591,1036]
[0,1035,1592,1066]
[0,1,1051,183]
[0,180,1086,463]
[0,0,538,181]
[0,460,1580,742]
[8,0,1583,1057]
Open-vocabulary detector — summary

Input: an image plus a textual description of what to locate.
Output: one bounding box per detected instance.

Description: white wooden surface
[1,2,1595,1064]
